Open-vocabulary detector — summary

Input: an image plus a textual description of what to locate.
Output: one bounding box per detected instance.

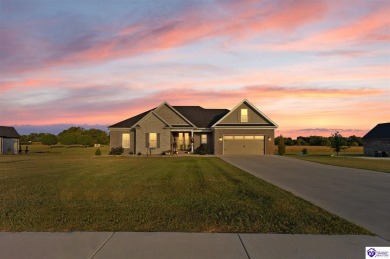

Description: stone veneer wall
[364,139,390,156]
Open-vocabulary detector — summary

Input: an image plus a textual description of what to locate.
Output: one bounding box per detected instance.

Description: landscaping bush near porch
[0,154,370,234]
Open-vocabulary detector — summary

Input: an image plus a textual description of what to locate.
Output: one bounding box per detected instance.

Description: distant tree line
[274,135,363,147]
[20,127,109,146]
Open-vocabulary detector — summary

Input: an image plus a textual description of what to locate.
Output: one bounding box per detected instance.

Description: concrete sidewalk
[0,232,389,258]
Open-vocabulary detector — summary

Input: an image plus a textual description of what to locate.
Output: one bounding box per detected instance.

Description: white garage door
[223,135,265,155]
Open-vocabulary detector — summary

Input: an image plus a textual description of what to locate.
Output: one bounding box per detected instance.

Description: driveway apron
[221,155,390,241]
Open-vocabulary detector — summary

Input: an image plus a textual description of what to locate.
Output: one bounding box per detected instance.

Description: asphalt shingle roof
[173,106,229,128]
[108,109,154,128]
[0,126,20,138]
[362,123,390,139]
[108,106,229,129]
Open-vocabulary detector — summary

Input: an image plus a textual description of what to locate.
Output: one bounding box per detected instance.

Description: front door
[178,133,190,151]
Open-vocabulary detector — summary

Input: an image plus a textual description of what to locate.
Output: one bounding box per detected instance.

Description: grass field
[282,146,364,155]
[0,145,370,234]
[279,146,390,173]
[292,155,390,173]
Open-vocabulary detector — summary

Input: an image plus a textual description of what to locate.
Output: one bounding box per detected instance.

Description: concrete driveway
[221,155,390,241]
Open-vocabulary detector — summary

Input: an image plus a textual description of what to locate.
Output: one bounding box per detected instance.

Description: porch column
[191,130,194,153]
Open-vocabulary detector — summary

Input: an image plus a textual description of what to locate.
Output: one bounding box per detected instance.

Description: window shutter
[157,133,160,148]
[146,133,149,148]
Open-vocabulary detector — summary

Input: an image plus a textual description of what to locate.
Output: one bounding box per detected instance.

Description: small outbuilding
[362,122,390,157]
[0,126,21,155]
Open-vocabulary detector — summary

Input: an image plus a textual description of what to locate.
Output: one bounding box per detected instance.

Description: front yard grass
[0,146,370,234]
[290,155,390,173]
[280,146,389,173]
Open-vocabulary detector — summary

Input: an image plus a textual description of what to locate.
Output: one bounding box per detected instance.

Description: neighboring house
[109,99,278,155]
[362,122,390,156]
[0,126,21,155]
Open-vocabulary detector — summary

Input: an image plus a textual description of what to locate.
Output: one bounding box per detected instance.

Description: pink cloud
[245,0,327,32]
[0,78,63,91]
[1,0,331,76]
[269,4,390,51]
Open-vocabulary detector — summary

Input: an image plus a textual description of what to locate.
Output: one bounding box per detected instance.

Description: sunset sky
[0,0,389,138]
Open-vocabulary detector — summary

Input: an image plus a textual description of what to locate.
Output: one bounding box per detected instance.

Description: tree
[78,135,93,146]
[296,138,308,146]
[86,128,109,144]
[308,136,329,146]
[278,135,286,155]
[347,135,363,146]
[58,127,109,145]
[331,131,346,155]
[58,133,78,145]
[41,133,58,146]
[275,136,293,146]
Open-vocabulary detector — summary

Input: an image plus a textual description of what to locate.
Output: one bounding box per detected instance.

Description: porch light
[268,137,272,141]
[219,136,222,141]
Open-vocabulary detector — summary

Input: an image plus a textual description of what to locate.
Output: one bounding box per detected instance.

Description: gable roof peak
[211,99,278,127]
[362,122,390,139]
[155,101,196,127]
[0,126,21,138]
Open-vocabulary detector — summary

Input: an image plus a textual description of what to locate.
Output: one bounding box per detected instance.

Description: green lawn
[279,146,389,173]
[0,145,370,234]
[290,155,390,173]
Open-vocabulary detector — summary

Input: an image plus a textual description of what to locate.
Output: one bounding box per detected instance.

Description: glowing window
[241,109,248,122]
[201,134,207,144]
[122,133,130,148]
[149,133,157,148]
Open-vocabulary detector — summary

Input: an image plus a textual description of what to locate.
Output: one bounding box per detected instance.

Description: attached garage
[223,135,265,155]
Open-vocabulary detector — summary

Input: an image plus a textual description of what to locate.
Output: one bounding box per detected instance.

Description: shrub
[95,148,101,156]
[195,144,209,155]
[109,147,124,155]
[302,148,308,155]
[278,135,285,155]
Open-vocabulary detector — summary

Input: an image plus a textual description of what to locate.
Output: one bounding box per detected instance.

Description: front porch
[171,131,194,154]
